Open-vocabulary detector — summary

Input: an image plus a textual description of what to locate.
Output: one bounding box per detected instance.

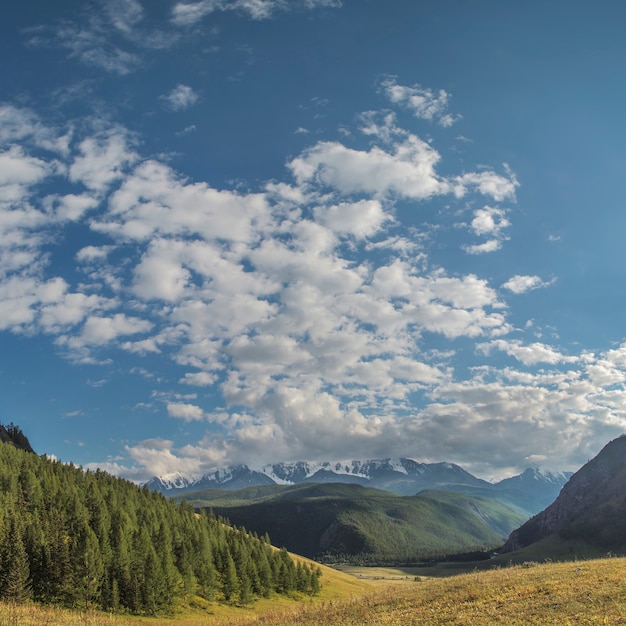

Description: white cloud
[104,0,145,34]
[167,402,206,421]
[463,239,503,255]
[95,160,269,242]
[469,206,509,236]
[0,276,66,331]
[66,313,153,347]
[453,170,518,202]
[171,0,222,25]
[380,76,460,127]
[161,84,199,111]
[0,105,70,154]
[125,438,206,479]
[6,81,626,482]
[289,135,446,200]
[477,338,579,366]
[69,129,137,194]
[461,206,511,254]
[0,145,54,196]
[46,193,99,221]
[313,199,391,238]
[289,133,517,203]
[39,292,113,333]
[180,371,217,386]
[75,245,115,263]
[53,21,141,75]
[171,0,342,26]
[502,274,554,294]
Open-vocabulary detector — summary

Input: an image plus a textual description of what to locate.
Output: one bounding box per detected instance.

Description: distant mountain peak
[144,456,569,519]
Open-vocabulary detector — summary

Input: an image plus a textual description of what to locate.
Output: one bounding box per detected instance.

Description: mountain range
[146,458,571,516]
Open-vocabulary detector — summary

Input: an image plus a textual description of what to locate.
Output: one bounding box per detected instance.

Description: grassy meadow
[2,556,626,625]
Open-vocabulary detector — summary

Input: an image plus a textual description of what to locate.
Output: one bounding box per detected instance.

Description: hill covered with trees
[192,482,527,564]
[0,422,34,453]
[0,437,320,615]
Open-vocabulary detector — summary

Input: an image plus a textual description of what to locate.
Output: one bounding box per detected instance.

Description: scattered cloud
[503,274,555,294]
[160,84,199,111]
[379,76,461,127]
[171,0,342,26]
[477,338,579,366]
[69,128,138,194]
[167,402,206,421]
[1,76,624,483]
[462,206,511,254]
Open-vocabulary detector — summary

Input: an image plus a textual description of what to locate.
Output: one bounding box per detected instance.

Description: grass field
[2,556,625,625]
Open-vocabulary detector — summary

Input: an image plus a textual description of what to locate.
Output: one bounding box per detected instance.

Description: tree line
[0,437,321,615]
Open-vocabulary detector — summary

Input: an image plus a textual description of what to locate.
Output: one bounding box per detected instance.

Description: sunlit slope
[213,557,626,625]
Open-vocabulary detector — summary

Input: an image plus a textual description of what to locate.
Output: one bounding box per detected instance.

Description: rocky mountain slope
[503,435,626,553]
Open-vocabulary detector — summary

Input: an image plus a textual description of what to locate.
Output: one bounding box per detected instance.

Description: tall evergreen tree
[1,512,32,603]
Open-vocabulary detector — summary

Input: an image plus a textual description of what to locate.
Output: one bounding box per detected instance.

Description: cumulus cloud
[289,135,445,199]
[4,83,626,483]
[289,133,517,203]
[477,338,579,366]
[502,274,554,294]
[167,402,206,421]
[69,128,137,194]
[462,206,511,254]
[74,313,153,346]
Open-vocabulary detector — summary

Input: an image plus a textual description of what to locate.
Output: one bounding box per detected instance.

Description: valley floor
[2,557,625,625]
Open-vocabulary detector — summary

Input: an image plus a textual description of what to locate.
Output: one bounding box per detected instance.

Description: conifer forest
[0,435,321,615]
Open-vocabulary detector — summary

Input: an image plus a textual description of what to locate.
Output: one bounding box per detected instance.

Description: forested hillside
[0,440,320,615]
[200,483,527,564]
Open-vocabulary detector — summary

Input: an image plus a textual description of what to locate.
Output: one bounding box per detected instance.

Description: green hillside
[0,440,320,615]
[192,483,527,564]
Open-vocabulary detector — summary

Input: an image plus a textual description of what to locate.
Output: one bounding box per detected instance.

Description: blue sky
[2,0,626,482]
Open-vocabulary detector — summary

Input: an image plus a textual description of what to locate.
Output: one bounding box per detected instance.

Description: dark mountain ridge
[0,422,34,453]
[503,435,626,553]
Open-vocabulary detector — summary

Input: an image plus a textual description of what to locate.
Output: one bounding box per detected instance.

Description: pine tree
[238,571,252,607]
[222,553,239,602]
[1,513,32,603]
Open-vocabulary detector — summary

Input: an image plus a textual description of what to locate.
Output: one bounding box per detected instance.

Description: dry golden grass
[208,557,626,625]
[3,557,626,625]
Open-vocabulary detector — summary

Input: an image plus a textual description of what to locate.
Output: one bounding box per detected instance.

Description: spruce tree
[2,513,32,603]
[222,553,239,602]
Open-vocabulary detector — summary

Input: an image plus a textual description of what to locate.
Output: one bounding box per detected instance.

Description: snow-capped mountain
[494,467,573,511]
[144,458,572,517]
[146,457,490,496]
[144,471,198,492]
